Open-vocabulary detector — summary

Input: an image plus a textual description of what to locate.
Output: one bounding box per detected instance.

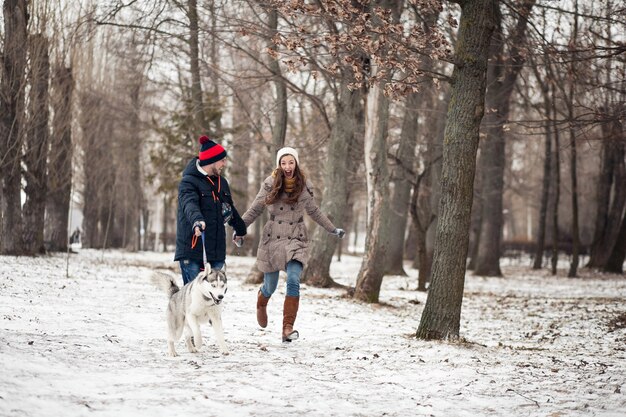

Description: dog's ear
[210,263,225,273]
[200,269,211,281]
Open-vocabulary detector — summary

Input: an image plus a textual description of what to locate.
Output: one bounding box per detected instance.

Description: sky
[0,249,625,417]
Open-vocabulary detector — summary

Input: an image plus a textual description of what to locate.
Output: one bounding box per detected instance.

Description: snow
[1,249,625,417]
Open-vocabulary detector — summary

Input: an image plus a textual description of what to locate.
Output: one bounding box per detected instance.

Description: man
[174,135,247,284]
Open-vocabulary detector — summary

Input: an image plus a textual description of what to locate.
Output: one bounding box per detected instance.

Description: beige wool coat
[242,175,337,273]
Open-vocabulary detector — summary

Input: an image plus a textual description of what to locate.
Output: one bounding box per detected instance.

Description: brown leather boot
[257,290,270,328]
[282,296,300,342]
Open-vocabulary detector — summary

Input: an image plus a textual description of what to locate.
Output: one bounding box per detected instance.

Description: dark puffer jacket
[174,158,246,264]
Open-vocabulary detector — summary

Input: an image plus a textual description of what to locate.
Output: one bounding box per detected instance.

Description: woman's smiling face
[280,155,297,178]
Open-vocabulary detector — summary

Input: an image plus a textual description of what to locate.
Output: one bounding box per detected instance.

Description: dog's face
[198,269,228,305]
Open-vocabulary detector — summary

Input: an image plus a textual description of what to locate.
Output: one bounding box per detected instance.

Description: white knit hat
[276,147,300,168]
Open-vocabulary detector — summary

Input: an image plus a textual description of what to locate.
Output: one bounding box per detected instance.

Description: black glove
[192,221,205,236]
[232,217,247,237]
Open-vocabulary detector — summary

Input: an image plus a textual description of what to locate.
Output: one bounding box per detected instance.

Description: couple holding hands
[173,136,345,342]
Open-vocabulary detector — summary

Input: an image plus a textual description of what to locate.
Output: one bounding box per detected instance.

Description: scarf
[284,177,296,194]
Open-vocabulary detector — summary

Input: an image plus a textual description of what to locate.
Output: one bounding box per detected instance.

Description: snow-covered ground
[0,249,624,417]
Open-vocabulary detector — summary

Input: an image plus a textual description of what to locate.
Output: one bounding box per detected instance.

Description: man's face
[207,159,227,176]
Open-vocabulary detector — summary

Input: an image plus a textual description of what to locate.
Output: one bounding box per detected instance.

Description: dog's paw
[168,342,178,357]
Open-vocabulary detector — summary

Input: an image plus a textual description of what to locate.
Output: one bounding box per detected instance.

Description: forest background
[0,0,624,339]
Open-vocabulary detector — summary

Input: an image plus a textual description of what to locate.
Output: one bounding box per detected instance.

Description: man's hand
[232,232,244,248]
[193,221,206,236]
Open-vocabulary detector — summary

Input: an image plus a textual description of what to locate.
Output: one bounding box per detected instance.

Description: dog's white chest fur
[160,269,229,357]
[190,296,222,324]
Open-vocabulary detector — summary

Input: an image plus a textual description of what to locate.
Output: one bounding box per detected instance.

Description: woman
[240,147,345,342]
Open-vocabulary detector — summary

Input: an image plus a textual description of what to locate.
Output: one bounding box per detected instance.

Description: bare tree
[353,0,402,303]
[550,84,561,276]
[531,56,553,270]
[22,33,50,254]
[304,83,363,287]
[245,4,288,284]
[566,0,581,278]
[45,66,74,252]
[0,0,28,255]
[416,0,496,340]
[80,90,109,248]
[409,161,436,291]
[474,0,536,277]
[188,0,207,132]
[587,112,626,269]
[387,6,441,278]
[384,91,419,277]
[605,194,626,274]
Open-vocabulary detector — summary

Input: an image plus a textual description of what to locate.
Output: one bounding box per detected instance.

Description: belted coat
[242,175,336,273]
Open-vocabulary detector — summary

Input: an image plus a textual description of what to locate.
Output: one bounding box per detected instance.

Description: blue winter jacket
[174,158,247,263]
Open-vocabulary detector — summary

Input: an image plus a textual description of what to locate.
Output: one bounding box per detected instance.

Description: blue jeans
[260,260,303,297]
[179,259,225,285]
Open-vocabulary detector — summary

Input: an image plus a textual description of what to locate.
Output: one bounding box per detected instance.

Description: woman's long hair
[265,165,306,205]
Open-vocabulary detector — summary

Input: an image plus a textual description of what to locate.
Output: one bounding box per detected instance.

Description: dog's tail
[151,271,180,298]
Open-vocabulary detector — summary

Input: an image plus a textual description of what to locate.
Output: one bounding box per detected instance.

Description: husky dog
[154,269,229,356]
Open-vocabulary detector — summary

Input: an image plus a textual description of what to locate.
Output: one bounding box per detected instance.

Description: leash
[201,231,208,266]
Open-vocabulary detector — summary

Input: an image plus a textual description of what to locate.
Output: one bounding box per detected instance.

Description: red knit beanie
[198,135,227,166]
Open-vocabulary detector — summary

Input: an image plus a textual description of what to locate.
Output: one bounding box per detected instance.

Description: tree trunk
[188,0,207,132]
[247,7,288,284]
[587,115,626,268]
[353,0,402,303]
[228,102,251,255]
[353,71,392,303]
[245,152,268,284]
[0,0,28,255]
[588,119,614,266]
[532,71,553,270]
[566,117,580,278]
[127,80,144,251]
[22,34,50,255]
[604,209,626,274]
[80,93,107,248]
[416,224,430,291]
[474,10,505,277]
[475,0,535,276]
[421,88,449,273]
[550,84,561,276]
[467,153,483,271]
[304,83,363,287]
[162,195,170,252]
[267,8,287,155]
[208,0,223,136]
[409,173,432,292]
[384,92,420,276]
[567,0,581,278]
[45,66,74,252]
[416,0,496,340]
